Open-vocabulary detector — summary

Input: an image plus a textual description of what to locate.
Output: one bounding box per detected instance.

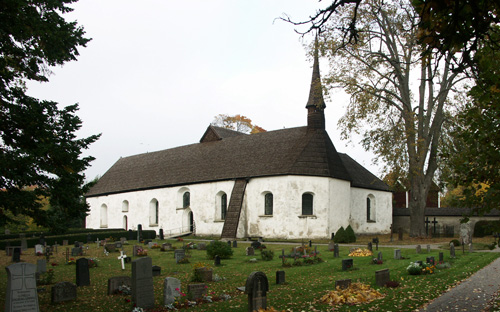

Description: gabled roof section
[200,125,245,143]
[86,127,365,197]
[338,153,390,192]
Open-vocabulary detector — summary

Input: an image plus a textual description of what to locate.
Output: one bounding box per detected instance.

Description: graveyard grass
[0,238,499,312]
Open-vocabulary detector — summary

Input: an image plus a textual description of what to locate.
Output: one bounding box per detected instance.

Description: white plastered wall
[349,188,392,234]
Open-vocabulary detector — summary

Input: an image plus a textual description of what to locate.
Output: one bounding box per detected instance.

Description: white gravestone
[118,251,127,270]
[5,263,40,312]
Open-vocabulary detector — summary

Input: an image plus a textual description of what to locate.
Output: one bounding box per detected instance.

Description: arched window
[149,199,159,226]
[100,204,108,228]
[183,192,190,208]
[264,193,273,215]
[221,193,227,220]
[122,200,129,212]
[367,194,376,222]
[302,193,313,215]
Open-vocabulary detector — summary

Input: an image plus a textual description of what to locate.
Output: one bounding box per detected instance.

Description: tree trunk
[409,177,431,237]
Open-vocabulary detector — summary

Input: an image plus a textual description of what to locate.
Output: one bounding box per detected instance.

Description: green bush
[450,239,461,247]
[333,226,347,243]
[206,241,233,259]
[345,225,357,243]
[261,249,274,261]
[474,220,500,237]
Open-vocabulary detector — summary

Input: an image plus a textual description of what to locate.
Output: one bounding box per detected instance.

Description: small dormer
[200,125,246,143]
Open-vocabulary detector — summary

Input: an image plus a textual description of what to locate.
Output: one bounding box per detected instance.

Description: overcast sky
[26,0,381,181]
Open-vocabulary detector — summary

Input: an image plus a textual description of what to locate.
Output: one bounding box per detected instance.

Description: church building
[85,48,392,239]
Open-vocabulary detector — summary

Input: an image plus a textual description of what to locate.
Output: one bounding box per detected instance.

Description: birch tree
[318,0,467,236]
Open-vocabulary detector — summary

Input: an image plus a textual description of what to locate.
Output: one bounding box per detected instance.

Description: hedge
[473,220,500,237]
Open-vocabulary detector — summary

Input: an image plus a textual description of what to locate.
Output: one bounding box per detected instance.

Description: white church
[85,50,392,239]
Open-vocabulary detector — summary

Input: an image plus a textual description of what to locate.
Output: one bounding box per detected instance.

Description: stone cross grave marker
[375,269,390,287]
[246,247,255,256]
[245,271,269,312]
[276,271,285,284]
[132,257,155,309]
[107,276,131,295]
[163,277,181,306]
[76,258,90,286]
[5,263,39,312]
[188,283,207,300]
[118,251,127,270]
[51,281,77,304]
[335,279,351,290]
[394,249,401,260]
[450,243,456,258]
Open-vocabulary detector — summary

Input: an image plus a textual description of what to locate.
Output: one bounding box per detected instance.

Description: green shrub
[206,241,233,259]
[474,220,500,237]
[345,225,357,243]
[333,226,347,243]
[261,249,274,261]
[450,239,461,247]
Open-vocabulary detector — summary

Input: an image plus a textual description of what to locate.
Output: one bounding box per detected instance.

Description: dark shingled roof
[86,125,389,197]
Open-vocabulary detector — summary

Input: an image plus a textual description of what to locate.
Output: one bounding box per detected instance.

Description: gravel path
[419,252,500,312]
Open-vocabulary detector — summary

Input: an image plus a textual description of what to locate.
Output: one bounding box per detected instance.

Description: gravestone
[152,265,161,276]
[197,243,206,250]
[76,258,90,286]
[74,241,81,248]
[12,247,21,263]
[115,242,122,249]
[163,277,181,306]
[416,245,421,254]
[375,269,390,287]
[128,229,134,241]
[335,279,352,289]
[37,259,47,274]
[214,255,221,266]
[394,249,401,260]
[246,247,255,256]
[328,241,335,251]
[398,228,403,240]
[450,243,456,258]
[233,241,238,248]
[439,252,444,263]
[51,282,77,303]
[245,271,269,312]
[159,229,164,240]
[21,235,28,251]
[64,248,70,263]
[377,252,383,262]
[333,244,340,258]
[148,242,155,249]
[71,247,81,257]
[367,242,373,251]
[132,257,155,309]
[372,237,379,250]
[62,240,68,246]
[460,222,472,245]
[133,245,141,256]
[137,224,143,242]
[35,244,43,255]
[162,243,172,251]
[108,276,132,295]
[188,283,207,300]
[426,245,430,253]
[426,256,435,265]
[309,240,312,247]
[276,270,285,284]
[174,249,185,263]
[342,259,353,271]
[469,243,474,253]
[86,233,92,244]
[5,263,39,312]
[227,241,232,247]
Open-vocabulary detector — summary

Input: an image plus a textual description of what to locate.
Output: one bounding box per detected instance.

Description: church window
[122,200,129,212]
[100,204,108,228]
[367,194,376,222]
[183,192,190,208]
[302,193,313,215]
[221,193,227,220]
[264,193,273,215]
[149,198,159,226]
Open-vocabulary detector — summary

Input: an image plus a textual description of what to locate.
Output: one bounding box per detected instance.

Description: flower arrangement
[178,257,190,264]
[88,257,99,268]
[136,247,148,257]
[407,262,422,275]
[193,262,210,270]
[36,251,43,256]
[150,243,160,249]
[372,258,383,265]
[177,237,184,242]
[67,258,76,265]
[423,264,436,274]
[192,262,212,282]
[51,262,58,266]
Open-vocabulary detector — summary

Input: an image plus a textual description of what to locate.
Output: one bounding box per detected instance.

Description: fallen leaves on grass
[348,248,373,257]
[320,282,384,307]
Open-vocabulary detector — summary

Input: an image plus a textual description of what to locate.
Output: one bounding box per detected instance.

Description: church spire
[306,35,326,130]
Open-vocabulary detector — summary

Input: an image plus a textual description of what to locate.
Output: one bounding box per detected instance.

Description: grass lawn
[0,237,499,312]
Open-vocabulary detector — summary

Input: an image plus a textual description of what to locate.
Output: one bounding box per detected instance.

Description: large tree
[0,0,99,232]
[316,0,467,236]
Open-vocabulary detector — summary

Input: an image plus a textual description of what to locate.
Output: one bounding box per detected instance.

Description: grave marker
[188,283,207,300]
[152,265,161,277]
[35,244,43,255]
[427,245,431,253]
[276,271,285,284]
[107,276,131,295]
[37,259,47,274]
[117,251,127,270]
[214,255,221,266]
[367,242,373,251]
[246,247,255,256]
[245,271,269,312]
[174,249,185,263]
[76,258,90,286]
[334,244,339,258]
[137,224,143,242]
[394,249,401,260]
[377,252,383,262]
[233,241,238,248]
[159,229,164,240]
[133,245,141,256]
[51,282,77,303]
[5,263,39,312]
[416,245,421,254]
[342,259,353,271]
[21,235,28,251]
[335,279,351,289]
[450,243,456,258]
[375,269,390,287]
[132,257,155,309]
[12,247,21,263]
[328,241,335,251]
[439,252,444,263]
[163,277,181,306]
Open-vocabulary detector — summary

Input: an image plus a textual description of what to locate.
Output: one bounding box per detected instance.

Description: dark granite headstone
[128,229,134,241]
[37,259,46,274]
[12,247,21,263]
[76,258,90,286]
[426,256,435,265]
[86,233,92,244]
[214,255,221,266]
[227,241,232,247]
[372,237,379,250]
[188,283,207,300]
[132,257,154,309]
[233,241,238,248]
[107,276,131,295]
[74,241,81,248]
[144,239,152,246]
[5,263,39,312]
[439,252,444,263]
[333,244,339,258]
[367,242,373,251]
[245,271,269,312]
[152,265,161,277]
[39,234,45,246]
[137,224,143,242]
[335,279,351,289]
[276,271,285,284]
[159,229,164,240]
[51,282,77,303]
[375,269,390,287]
[163,277,181,305]
[342,259,353,271]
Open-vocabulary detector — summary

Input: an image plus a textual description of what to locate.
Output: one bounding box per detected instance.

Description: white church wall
[349,188,392,234]
[327,178,352,236]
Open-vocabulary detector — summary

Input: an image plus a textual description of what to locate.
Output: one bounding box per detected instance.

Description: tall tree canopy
[316,0,467,236]
[211,114,266,134]
[0,0,99,232]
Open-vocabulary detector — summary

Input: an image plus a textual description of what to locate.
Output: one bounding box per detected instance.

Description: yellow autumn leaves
[320,283,384,306]
[348,248,373,257]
